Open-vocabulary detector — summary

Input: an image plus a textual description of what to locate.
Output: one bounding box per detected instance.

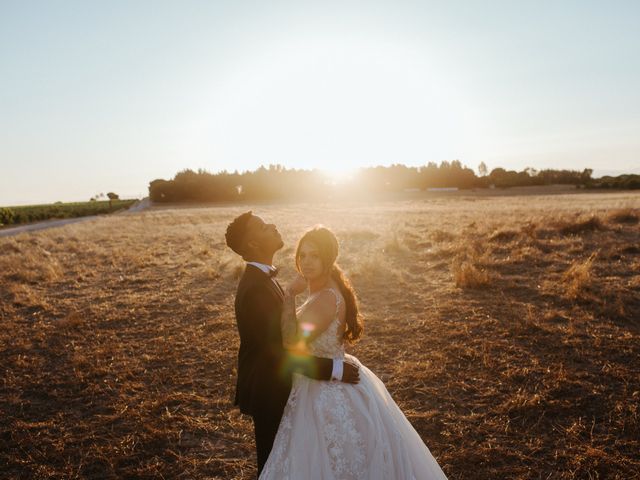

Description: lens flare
[299,322,316,338]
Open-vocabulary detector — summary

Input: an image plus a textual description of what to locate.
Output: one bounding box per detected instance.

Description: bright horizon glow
[321,165,360,185]
[1,1,639,206]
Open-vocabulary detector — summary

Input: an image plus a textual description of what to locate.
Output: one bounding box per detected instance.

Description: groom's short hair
[225,211,253,258]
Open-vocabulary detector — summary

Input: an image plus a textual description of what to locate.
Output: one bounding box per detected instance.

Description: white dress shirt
[246,261,277,275]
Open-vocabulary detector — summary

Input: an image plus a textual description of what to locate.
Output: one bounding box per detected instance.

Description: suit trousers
[252,411,282,477]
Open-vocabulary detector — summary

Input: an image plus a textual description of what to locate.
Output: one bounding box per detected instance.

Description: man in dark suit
[225,211,359,475]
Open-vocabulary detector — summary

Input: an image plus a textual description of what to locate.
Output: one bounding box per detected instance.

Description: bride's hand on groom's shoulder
[342,361,360,384]
[285,273,307,296]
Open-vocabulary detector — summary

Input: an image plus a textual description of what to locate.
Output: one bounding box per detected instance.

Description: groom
[225,212,359,475]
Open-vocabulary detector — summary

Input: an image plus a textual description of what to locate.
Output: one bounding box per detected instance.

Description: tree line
[148,161,639,203]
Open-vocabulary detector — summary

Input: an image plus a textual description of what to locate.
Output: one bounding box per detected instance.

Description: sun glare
[321,165,359,185]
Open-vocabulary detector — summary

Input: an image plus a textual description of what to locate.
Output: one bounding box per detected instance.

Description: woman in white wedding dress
[260,226,448,480]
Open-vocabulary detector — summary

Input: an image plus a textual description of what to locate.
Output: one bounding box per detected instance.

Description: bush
[0,207,15,226]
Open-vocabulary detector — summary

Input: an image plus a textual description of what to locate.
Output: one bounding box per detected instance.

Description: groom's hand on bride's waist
[341,361,360,384]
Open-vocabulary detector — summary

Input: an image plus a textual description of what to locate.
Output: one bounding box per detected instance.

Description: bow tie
[268,267,279,278]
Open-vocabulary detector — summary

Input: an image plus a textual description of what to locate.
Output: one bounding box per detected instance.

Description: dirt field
[1,190,639,479]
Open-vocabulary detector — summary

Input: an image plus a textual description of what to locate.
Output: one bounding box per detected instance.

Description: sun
[320,165,359,185]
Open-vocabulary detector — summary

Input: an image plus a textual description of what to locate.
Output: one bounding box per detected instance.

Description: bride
[259,226,448,479]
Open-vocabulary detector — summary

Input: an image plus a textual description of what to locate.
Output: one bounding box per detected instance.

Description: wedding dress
[259,288,448,480]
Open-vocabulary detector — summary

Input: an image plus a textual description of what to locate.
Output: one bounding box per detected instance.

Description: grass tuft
[606,208,639,225]
[489,229,519,243]
[562,252,597,300]
[452,261,490,288]
[558,215,606,235]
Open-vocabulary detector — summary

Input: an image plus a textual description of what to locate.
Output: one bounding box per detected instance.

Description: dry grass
[606,208,640,225]
[452,261,490,289]
[562,252,598,300]
[1,191,640,479]
[557,215,607,236]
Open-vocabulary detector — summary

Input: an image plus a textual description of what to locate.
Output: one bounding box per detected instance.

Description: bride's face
[297,240,325,281]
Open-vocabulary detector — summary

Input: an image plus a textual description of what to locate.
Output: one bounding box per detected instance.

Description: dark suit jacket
[233,264,334,418]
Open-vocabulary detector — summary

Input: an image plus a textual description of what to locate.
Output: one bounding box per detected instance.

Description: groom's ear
[245,239,258,256]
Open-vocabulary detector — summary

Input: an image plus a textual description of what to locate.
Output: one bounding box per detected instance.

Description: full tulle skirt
[260,353,448,480]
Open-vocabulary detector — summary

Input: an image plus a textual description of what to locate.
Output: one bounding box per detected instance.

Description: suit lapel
[245,264,284,302]
[267,277,285,302]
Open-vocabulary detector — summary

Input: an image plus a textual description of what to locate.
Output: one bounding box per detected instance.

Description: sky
[1,0,639,205]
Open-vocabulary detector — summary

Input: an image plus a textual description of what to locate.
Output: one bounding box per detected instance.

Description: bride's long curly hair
[295,226,363,344]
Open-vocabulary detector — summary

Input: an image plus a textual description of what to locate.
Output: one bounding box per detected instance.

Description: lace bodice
[298,288,345,359]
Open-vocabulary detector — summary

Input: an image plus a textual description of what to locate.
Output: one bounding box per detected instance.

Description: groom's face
[245,214,284,257]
